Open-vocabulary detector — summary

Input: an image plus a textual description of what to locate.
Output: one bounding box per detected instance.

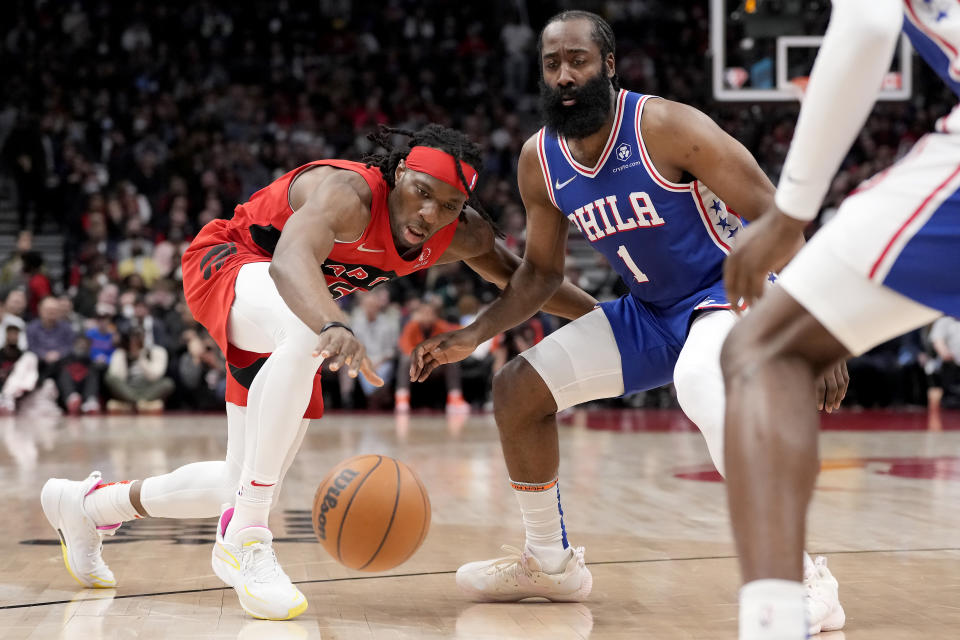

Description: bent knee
[719,322,757,382]
[492,357,554,417]
[674,359,718,409]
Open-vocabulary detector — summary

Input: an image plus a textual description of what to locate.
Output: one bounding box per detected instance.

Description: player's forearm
[270,252,349,335]
[775,0,902,221]
[540,278,597,320]
[466,241,595,320]
[470,260,563,343]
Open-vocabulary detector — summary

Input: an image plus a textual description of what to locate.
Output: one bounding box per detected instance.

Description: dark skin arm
[642,98,780,223]
[409,135,573,381]
[269,168,383,385]
[645,98,846,411]
[434,207,597,320]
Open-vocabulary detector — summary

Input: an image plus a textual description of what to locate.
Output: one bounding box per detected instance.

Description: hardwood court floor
[2,408,960,639]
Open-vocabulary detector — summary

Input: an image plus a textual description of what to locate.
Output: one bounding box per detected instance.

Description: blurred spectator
[177,328,226,410]
[396,297,469,414]
[845,330,928,408]
[116,295,171,352]
[1,289,28,350]
[0,325,38,414]
[117,221,162,288]
[59,295,84,335]
[2,115,49,233]
[22,252,52,318]
[0,230,32,289]
[491,316,545,374]
[457,294,495,407]
[26,296,73,382]
[58,336,102,415]
[147,279,185,346]
[338,289,399,409]
[928,317,960,408]
[85,308,118,365]
[105,329,175,414]
[500,12,534,98]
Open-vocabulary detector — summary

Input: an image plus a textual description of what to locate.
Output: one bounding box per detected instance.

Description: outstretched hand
[409,327,481,383]
[312,327,384,387]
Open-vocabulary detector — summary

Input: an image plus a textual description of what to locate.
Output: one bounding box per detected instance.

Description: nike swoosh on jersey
[555,175,577,190]
[357,243,384,252]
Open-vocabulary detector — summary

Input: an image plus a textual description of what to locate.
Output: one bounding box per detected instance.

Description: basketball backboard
[711,0,913,101]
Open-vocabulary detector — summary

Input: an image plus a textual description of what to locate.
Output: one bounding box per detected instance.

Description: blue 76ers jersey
[537,89,741,308]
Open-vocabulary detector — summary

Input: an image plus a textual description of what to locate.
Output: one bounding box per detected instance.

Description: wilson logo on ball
[314,468,359,540]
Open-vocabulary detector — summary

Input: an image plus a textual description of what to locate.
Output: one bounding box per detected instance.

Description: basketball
[312,454,431,571]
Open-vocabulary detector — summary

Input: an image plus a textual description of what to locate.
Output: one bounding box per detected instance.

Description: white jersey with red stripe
[537,90,738,308]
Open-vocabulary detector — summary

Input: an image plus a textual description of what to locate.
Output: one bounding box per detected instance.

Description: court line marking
[3,546,958,611]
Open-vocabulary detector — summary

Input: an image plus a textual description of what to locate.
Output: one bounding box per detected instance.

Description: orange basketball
[312,454,431,571]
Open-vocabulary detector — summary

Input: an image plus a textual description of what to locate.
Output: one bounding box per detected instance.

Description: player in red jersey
[40,124,596,620]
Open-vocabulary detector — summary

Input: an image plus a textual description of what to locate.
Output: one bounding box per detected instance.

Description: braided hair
[364,124,502,236]
[537,10,621,91]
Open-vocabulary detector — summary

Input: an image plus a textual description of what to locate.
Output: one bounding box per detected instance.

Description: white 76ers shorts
[778,133,960,355]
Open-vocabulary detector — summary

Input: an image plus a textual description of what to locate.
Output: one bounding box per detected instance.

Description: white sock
[227,473,275,537]
[83,480,141,527]
[739,579,807,640]
[511,477,569,573]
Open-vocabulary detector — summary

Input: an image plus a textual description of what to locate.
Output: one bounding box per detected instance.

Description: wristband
[320,321,354,336]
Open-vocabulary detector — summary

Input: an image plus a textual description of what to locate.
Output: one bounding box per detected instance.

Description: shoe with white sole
[212,507,308,620]
[40,471,118,589]
[805,555,846,634]
[456,544,592,602]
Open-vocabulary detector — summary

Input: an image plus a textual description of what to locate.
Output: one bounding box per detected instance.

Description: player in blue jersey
[722,1,960,638]
[410,10,847,631]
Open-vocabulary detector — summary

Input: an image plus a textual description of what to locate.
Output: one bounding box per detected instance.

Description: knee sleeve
[674,311,735,477]
[520,308,625,411]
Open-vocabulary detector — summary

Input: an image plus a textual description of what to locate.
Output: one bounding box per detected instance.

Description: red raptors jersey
[181,159,459,418]
[230,159,457,296]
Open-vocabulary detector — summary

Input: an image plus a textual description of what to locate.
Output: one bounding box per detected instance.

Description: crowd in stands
[1,1,958,415]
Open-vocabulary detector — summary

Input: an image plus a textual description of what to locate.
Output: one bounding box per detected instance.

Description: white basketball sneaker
[212,507,308,620]
[804,555,846,634]
[456,544,593,602]
[40,471,118,589]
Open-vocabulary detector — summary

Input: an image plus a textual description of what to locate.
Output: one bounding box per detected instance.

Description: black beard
[539,71,614,139]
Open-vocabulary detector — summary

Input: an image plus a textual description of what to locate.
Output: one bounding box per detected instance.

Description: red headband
[404,146,478,196]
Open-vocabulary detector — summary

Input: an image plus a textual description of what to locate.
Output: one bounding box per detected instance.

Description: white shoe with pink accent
[40,471,118,588]
[212,506,308,620]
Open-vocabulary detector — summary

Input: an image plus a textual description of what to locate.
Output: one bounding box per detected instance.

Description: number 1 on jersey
[616,245,649,284]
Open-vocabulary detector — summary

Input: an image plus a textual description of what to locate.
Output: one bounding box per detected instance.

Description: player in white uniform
[721,1,960,638]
